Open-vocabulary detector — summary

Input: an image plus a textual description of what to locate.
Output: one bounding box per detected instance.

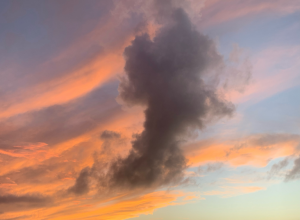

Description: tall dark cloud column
[69,8,234,194]
[109,8,234,189]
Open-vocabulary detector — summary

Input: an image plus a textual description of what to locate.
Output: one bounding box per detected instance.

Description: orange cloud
[0,190,187,220]
[0,142,49,159]
[0,107,145,197]
[0,5,146,121]
[0,2,163,121]
[0,51,124,120]
[185,134,300,167]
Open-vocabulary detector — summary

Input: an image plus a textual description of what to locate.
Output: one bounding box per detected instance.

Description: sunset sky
[0,1,300,220]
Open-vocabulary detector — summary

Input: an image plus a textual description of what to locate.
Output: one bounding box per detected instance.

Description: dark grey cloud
[110,8,233,189]
[68,167,91,195]
[285,156,300,181]
[71,8,233,194]
[100,130,121,140]
[268,157,289,180]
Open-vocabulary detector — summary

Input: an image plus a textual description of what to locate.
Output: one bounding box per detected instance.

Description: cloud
[110,7,233,189]
[0,194,49,204]
[222,44,253,93]
[199,0,300,28]
[1,1,297,219]
[203,186,265,198]
[68,167,91,195]
[0,216,32,220]
[197,162,224,174]
[100,130,121,140]
[225,45,300,105]
[285,156,300,181]
[0,82,120,147]
[0,82,125,180]
[185,133,300,167]
[70,7,233,194]
[20,190,187,220]
[0,193,51,214]
[268,157,289,180]
[0,0,143,120]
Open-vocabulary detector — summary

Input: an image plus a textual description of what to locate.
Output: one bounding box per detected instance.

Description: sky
[0,0,299,219]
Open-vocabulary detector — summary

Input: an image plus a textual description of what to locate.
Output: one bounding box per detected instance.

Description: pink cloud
[200,0,300,27]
